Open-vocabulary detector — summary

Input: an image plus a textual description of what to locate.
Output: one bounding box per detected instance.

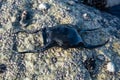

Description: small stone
[24,77,30,80]
[82,13,90,20]
[11,16,16,22]
[97,54,105,61]
[0,64,7,73]
[67,1,76,5]
[38,3,50,11]
[106,62,115,73]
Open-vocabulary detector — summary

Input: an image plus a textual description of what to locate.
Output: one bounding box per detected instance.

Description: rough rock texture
[0,0,120,80]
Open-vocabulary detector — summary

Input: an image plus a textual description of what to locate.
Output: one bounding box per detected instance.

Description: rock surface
[0,0,120,80]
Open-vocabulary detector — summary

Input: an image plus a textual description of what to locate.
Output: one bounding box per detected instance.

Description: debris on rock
[20,10,30,27]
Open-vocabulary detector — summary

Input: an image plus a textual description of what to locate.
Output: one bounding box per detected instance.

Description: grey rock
[0,0,120,80]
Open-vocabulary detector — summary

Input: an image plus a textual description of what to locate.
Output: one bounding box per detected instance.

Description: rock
[67,1,76,5]
[11,16,17,23]
[24,77,30,80]
[106,62,115,73]
[97,54,105,61]
[82,13,90,20]
[0,0,120,80]
[38,3,50,11]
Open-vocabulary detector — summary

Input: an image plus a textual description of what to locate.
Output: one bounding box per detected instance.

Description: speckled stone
[38,3,50,11]
[106,62,115,73]
[0,0,120,80]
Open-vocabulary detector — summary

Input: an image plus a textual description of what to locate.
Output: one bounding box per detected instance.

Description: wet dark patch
[81,0,107,10]
[0,64,7,73]
[84,58,96,76]
[106,5,120,19]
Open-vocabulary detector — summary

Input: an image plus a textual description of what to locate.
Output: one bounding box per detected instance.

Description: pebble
[11,16,16,22]
[24,77,30,80]
[67,1,76,5]
[106,62,115,73]
[38,3,50,11]
[97,54,105,61]
[82,13,90,20]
